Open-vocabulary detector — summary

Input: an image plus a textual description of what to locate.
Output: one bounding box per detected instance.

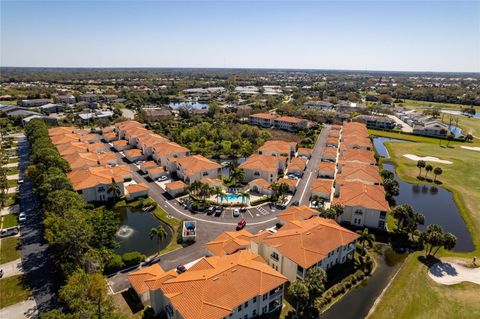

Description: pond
[322,246,407,319]
[441,109,480,119]
[372,137,407,158]
[168,102,208,110]
[114,206,173,257]
[372,137,474,252]
[383,163,473,252]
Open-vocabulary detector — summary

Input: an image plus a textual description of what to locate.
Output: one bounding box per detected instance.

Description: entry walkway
[1,258,24,279]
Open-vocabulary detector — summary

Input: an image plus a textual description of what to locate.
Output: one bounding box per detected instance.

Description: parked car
[176,265,187,274]
[214,206,223,217]
[236,219,246,231]
[18,179,24,184]
[0,227,19,238]
[157,176,168,182]
[240,207,247,213]
[291,201,299,206]
[233,209,240,217]
[206,207,215,215]
[18,213,26,222]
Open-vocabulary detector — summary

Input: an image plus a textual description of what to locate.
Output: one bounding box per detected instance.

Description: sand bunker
[428,261,480,285]
[461,146,480,152]
[403,154,452,164]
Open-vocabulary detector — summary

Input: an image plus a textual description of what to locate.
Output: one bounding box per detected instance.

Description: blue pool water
[168,102,208,110]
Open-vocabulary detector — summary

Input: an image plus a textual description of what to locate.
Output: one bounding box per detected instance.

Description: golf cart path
[428,260,480,285]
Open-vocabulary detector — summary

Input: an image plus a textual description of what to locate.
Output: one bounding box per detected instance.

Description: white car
[18,213,26,222]
[157,176,168,181]
[233,209,240,217]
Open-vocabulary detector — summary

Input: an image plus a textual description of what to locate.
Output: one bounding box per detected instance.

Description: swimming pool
[221,193,247,204]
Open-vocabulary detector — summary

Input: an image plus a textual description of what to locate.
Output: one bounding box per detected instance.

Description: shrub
[104,254,124,274]
[250,197,270,206]
[122,251,146,268]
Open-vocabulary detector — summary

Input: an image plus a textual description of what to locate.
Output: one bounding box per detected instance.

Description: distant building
[20,98,50,107]
[144,108,173,121]
[353,115,396,130]
[303,101,334,111]
[39,103,62,114]
[413,121,449,137]
[79,94,99,102]
[54,95,76,104]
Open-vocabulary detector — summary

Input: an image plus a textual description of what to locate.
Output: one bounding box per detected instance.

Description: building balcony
[269,287,283,300]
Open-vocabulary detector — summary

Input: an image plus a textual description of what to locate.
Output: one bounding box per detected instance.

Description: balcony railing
[269,287,283,300]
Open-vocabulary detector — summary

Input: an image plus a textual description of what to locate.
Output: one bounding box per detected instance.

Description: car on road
[18,213,26,222]
[291,201,299,206]
[176,265,187,274]
[157,176,168,182]
[18,179,24,184]
[233,208,240,217]
[236,219,246,231]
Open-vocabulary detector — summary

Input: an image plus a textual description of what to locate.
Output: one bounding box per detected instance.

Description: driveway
[290,125,330,205]
[386,115,413,133]
[0,258,23,279]
[0,298,37,319]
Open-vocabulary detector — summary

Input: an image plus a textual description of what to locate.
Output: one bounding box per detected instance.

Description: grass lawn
[399,99,471,111]
[0,275,31,309]
[7,179,18,188]
[0,237,20,264]
[368,139,480,319]
[6,166,19,176]
[7,157,18,164]
[368,254,480,319]
[280,299,294,319]
[3,193,19,207]
[2,214,18,228]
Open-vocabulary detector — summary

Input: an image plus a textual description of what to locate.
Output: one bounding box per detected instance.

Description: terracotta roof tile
[333,181,389,212]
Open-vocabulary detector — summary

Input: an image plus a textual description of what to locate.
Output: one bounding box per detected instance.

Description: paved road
[290,125,330,206]
[0,257,23,279]
[16,135,61,315]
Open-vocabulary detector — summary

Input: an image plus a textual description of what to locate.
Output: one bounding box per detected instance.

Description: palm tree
[229,168,245,185]
[199,183,212,201]
[416,160,426,177]
[356,228,375,251]
[107,181,121,201]
[433,167,443,182]
[446,133,454,147]
[150,226,167,256]
[213,186,224,204]
[188,180,202,196]
[240,191,251,207]
[424,164,433,179]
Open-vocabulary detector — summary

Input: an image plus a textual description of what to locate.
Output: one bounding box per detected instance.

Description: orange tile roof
[327,137,339,144]
[318,161,336,172]
[337,163,381,185]
[148,166,165,174]
[113,140,129,147]
[332,181,390,212]
[139,161,158,170]
[175,155,222,176]
[78,133,99,143]
[330,124,342,130]
[277,178,297,188]
[322,147,338,157]
[249,178,271,189]
[124,149,143,157]
[56,141,89,156]
[311,179,333,194]
[297,148,312,154]
[103,132,117,140]
[275,116,304,124]
[261,217,359,268]
[166,180,187,190]
[328,131,340,138]
[48,126,76,137]
[67,164,132,190]
[51,133,81,145]
[152,142,189,157]
[239,154,285,173]
[87,142,109,153]
[126,183,149,194]
[276,205,318,222]
[339,149,376,165]
[200,177,223,186]
[204,230,255,256]
[341,136,372,148]
[128,264,175,295]
[250,112,278,120]
[102,126,114,134]
[150,251,287,319]
[258,140,296,155]
[63,151,118,170]
[137,133,169,147]
[115,120,144,130]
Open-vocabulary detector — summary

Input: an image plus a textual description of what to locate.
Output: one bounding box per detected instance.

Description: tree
[391,204,425,240]
[424,164,433,179]
[240,190,250,207]
[464,133,473,142]
[150,226,167,256]
[213,186,224,204]
[188,180,202,196]
[357,228,375,251]
[304,267,327,302]
[107,181,121,201]
[0,167,8,207]
[229,168,245,185]
[45,189,85,216]
[288,280,309,317]
[433,167,443,182]
[420,224,457,257]
[417,160,426,177]
[446,133,454,147]
[88,208,120,249]
[198,183,212,201]
[323,203,344,220]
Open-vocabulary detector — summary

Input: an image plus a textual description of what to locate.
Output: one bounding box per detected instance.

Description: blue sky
[1,1,479,72]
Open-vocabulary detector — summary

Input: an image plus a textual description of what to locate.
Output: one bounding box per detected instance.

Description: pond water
[168,102,208,110]
[372,137,474,252]
[322,246,407,319]
[383,163,473,252]
[372,137,407,158]
[114,206,173,257]
[441,109,480,119]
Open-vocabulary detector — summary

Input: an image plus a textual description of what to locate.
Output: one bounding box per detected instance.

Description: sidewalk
[0,298,37,319]
[1,205,19,216]
[2,163,18,168]
[0,258,24,279]
[7,174,19,180]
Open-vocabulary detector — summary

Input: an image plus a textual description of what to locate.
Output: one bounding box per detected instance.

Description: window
[238,305,242,312]
[271,252,279,261]
[253,310,257,317]
[254,172,260,176]
[244,301,248,308]
[253,296,257,303]
[244,315,247,319]
[380,211,386,219]
[263,294,268,301]
[202,171,208,176]
[263,306,267,314]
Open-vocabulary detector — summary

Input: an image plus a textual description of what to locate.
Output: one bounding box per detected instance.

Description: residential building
[148,166,167,180]
[20,98,50,107]
[172,155,222,184]
[79,94,99,102]
[124,149,145,163]
[63,151,118,170]
[258,140,297,160]
[67,165,132,202]
[128,264,173,305]
[139,161,158,174]
[147,251,287,318]
[353,115,396,130]
[273,116,314,132]
[152,142,190,167]
[113,140,132,151]
[249,178,272,196]
[318,162,336,179]
[336,163,382,186]
[39,103,62,114]
[276,178,297,193]
[239,155,287,183]
[126,183,149,200]
[276,206,318,223]
[297,147,312,159]
[413,121,449,137]
[310,179,333,200]
[333,182,390,229]
[249,113,277,128]
[199,177,223,188]
[303,101,334,111]
[165,181,187,197]
[54,95,76,104]
[338,149,376,166]
[321,147,338,161]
